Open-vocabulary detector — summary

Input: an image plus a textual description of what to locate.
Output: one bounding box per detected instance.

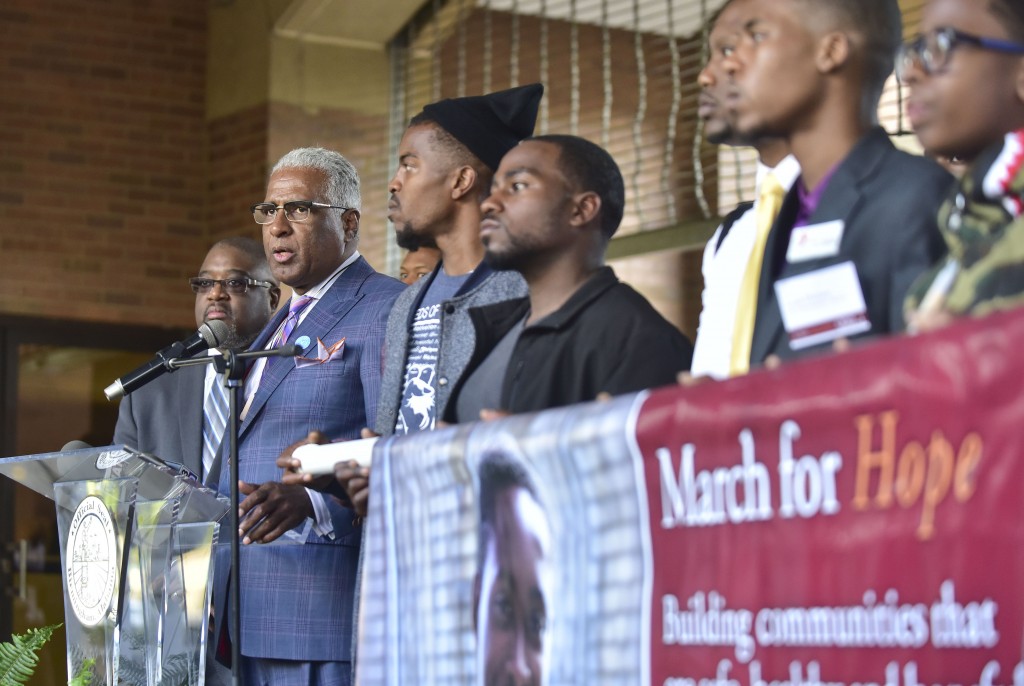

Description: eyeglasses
[898,27,1024,81]
[250,200,353,225]
[189,277,275,295]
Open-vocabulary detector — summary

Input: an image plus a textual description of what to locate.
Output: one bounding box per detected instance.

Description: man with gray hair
[211,147,404,684]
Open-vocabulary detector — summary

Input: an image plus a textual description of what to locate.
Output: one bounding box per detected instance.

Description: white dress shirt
[690,156,801,379]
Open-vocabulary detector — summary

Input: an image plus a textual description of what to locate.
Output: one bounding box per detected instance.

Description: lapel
[176,363,206,475]
[748,128,889,364]
[238,257,371,438]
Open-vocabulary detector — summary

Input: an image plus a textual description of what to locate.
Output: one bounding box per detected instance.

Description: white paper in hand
[292,437,378,475]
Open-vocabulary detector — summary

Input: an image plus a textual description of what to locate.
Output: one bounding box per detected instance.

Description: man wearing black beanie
[279,85,543,516]
[375,83,544,438]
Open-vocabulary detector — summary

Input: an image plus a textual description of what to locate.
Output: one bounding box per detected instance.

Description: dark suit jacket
[112,362,206,478]
[212,256,403,663]
[750,127,952,364]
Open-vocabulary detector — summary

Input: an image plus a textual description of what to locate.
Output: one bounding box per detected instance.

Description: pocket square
[295,337,346,368]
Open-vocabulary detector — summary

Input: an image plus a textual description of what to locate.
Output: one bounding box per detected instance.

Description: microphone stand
[169,344,298,686]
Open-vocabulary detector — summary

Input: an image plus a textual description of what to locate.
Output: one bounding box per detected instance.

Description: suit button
[444,305,455,314]
[438,377,448,386]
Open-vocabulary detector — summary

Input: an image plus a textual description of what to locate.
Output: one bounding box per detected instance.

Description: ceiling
[273,0,429,49]
[487,0,725,38]
[271,0,728,50]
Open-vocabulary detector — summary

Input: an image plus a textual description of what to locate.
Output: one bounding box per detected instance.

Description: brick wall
[207,103,270,245]
[0,1,709,334]
[0,0,209,329]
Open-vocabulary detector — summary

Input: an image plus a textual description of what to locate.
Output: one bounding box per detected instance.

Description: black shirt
[449,267,693,417]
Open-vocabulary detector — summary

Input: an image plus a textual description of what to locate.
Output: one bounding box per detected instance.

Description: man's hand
[677,371,712,387]
[278,431,334,491]
[908,306,955,334]
[762,337,853,373]
[479,409,511,422]
[237,481,315,544]
[330,427,381,518]
[335,462,370,518]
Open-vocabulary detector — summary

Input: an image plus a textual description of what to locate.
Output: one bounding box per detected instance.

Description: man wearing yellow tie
[717,0,951,365]
[689,0,801,380]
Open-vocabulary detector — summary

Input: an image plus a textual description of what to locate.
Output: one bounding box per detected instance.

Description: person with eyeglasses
[900,0,1024,332]
[113,236,280,484]
[112,236,279,686]
[715,0,951,365]
[210,147,404,685]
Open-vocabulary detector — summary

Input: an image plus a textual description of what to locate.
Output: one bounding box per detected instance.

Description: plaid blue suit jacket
[213,256,403,663]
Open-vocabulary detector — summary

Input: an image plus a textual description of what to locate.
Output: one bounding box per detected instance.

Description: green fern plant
[66,658,94,686]
[0,625,93,686]
[0,623,59,686]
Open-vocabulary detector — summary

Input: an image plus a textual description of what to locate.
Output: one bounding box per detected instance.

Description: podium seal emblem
[65,496,118,627]
[96,448,132,470]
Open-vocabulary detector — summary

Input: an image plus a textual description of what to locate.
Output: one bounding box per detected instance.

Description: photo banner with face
[357,394,649,686]
[356,308,1024,686]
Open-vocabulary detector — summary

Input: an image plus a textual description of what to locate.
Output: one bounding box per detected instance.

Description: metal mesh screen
[389,0,927,246]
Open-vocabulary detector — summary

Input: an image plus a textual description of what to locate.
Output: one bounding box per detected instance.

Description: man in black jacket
[449,135,693,421]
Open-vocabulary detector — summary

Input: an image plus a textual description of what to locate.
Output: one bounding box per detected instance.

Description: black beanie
[417,83,544,172]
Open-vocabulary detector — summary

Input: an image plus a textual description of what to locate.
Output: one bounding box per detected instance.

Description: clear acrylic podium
[0,444,229,685]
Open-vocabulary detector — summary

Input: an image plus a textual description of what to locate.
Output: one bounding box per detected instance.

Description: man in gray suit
[112,236,278,686]
[113,236,280,483]
[720,0,951,364]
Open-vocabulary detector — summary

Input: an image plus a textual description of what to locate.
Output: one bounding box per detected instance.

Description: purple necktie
[278,295,313,346]
[257,295,314,390]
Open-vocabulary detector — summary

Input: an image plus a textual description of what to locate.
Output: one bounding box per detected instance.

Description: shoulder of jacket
[391,279,423,309]
[363,270,404,292]
[468,270,528,301]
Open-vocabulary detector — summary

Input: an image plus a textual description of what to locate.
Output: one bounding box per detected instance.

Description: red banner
[358,309,1024,685]
[637,310,1024,686]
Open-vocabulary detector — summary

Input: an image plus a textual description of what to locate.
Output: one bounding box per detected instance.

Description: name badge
[787,219,845,263]
[774,261,870,350]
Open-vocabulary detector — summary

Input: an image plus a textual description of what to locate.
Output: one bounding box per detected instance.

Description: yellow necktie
[729,172,786,376]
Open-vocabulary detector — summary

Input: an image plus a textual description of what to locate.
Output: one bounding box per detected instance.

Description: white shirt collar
[293,250,360,303]
[755,154,801,193]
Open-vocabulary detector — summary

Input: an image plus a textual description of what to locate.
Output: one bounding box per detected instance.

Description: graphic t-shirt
[394,270,471,435]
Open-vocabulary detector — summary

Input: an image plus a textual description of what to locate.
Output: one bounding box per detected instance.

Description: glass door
[0,318,186,685]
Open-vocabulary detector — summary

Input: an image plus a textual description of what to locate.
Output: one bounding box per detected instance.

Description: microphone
[248,343,302,360]
[165,342,302,371]
[103,320,230,401]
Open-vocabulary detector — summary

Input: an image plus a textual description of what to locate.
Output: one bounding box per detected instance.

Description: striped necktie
[202,379,228,479]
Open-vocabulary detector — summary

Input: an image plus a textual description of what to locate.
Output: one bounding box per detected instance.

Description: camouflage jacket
[906,130,1024,318]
